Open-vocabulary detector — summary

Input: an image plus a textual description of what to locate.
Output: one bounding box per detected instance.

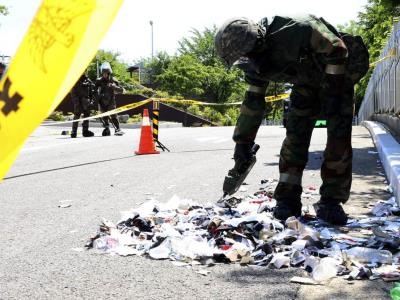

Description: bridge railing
[358,21,400,122]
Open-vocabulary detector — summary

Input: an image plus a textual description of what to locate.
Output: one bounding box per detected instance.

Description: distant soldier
[95,62,124,136]
[70,74,95,138]
[0,62,6,80]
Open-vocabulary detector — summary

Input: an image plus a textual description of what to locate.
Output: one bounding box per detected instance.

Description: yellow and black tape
[43,93,290,126]
[152,100,160,141]
[43,99,152,126]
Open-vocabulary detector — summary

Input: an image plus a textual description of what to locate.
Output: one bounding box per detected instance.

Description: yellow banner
[0,0,123,180]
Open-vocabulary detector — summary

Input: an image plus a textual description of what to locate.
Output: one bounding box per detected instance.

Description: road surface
[0,125,391,299]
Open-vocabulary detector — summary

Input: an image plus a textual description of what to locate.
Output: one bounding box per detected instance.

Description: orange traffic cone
[135,109,160,155]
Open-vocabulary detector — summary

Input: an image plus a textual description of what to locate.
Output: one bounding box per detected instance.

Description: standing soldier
[96,62,124,136]
[70,74,95,138]
[215,15,368,225]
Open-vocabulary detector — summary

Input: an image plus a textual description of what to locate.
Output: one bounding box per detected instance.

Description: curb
[363,121,400,205]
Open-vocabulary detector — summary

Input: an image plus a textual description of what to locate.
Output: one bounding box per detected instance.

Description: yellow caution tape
[43,93,290,125]
[370,48,397,67]
[265,93,290,102]
[0,0,124,180]
[158,93,289,106]
[43,99,151,125]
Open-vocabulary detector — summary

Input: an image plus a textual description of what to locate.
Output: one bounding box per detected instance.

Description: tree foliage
[86,49,138,91]
[151,26,247,104]
[338,0,400,112]
[0,5,8,16]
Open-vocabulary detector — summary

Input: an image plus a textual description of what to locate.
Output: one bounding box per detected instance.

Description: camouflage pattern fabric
[95,77,123,130]
[233,90,267,144]
[99,100,120,130]
[215,18,263,66]
[71,76,95,133]
[340,33,370,83]
[273,82,354,202]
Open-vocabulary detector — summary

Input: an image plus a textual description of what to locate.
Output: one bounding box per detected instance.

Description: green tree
[143,51,172,84]
[0,5,8,16]
[156,54,206,98]
[178,27,219,66]
[155,26,248,104]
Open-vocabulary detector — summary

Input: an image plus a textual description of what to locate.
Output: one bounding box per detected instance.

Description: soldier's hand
[233,143,254,162]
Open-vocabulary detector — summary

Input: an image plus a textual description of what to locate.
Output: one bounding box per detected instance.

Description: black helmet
[215,18,265,66]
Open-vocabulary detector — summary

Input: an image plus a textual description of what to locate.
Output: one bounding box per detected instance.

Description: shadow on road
[3,155,136,180]
[221,267,301,299]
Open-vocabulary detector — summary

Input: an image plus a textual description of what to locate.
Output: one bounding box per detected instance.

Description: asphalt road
[0,125,391,299]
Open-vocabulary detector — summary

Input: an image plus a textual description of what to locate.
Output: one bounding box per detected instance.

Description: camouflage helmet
[215,18,264,66]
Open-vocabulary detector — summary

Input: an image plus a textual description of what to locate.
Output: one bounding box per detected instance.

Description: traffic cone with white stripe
[135,109,160,155]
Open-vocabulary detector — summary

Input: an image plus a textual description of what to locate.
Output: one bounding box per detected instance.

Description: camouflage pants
[274,83,354,203]
[72,97,91,133]
[99,99,120,130]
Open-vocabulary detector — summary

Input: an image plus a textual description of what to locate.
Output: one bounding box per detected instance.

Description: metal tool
[217,144,260,207]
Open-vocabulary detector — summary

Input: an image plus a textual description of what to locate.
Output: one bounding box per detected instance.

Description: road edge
[363,120,400,205]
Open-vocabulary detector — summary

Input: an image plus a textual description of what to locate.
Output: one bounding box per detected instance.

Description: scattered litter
[239,186,248,192]
[172,261,189,267]
[387,186,394,193]
[290,276,319,285]
[196,269,211,276]
[312,257,340,282]
[58,204,71,208]
[86,180,400,283]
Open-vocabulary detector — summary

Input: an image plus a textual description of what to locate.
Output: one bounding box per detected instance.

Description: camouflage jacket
[237,14,348,88]
[95,76,124,103]
[70,76,95,103]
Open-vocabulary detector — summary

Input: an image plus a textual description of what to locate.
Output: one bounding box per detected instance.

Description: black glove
[233,142,255,161]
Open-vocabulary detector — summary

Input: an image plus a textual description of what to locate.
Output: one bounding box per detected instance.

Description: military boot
[313,198,348,225]
[273,182,303,221]
[102,127,111,136]
[114,128,125,136]
[82,129,94,137]
[273,198,302,221]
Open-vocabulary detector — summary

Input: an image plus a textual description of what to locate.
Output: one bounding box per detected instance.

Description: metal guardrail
[358,21,400,121]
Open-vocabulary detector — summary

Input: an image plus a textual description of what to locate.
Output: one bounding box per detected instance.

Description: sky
[0,0,368,64]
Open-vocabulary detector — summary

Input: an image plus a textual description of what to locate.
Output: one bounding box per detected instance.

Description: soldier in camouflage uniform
[70,74,95,138]
[96,62,124,136]
[215,15,369,225]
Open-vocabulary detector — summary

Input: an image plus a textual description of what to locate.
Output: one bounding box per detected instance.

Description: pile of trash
[86,180,400,283]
